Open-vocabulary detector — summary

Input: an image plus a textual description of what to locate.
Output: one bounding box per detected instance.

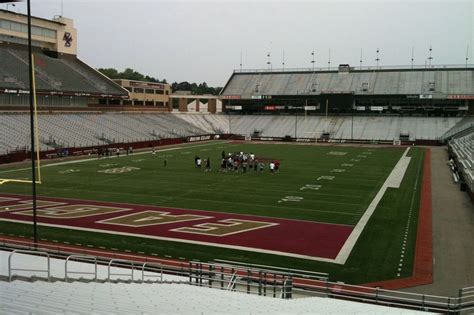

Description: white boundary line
[0,141,223,175]
[334,147,412,265]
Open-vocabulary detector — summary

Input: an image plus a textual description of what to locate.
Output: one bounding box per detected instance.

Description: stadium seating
[0,250,425,314]
[443,116,473,191]
[448,133,473,192]
[0,44,125,96]
[0,113,462,154]
[228,115,460,141]
[223,70,474,97]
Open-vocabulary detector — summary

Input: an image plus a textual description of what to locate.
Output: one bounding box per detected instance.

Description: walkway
[404,146,474,296]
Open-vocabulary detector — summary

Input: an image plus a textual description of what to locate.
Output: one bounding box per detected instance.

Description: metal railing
[141,262,163,283]
[107,259,135,282]
[8,249,50,282]
[3,245,474,313]
[234,64,474,73]
[459,286,474,312]
[65,255,97,282]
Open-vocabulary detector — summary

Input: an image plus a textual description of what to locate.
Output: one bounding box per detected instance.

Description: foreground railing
[3,245,474,313]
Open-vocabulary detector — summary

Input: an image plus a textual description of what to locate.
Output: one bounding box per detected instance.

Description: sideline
[0,141,224,175]
[335,147,412,265]
[363,149,432,289]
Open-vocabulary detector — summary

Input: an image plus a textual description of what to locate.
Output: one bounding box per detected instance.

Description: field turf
[0,141,424,284]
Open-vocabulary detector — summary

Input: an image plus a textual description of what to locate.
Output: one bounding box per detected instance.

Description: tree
[98,68,119,79]
[98,68,220,94]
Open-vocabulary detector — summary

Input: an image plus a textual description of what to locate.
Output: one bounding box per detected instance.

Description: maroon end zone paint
[0,194,353,260]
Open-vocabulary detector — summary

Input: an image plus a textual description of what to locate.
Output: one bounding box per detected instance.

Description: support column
[208,99,217,113]
[178,98,188,112]
[195,98,200,112]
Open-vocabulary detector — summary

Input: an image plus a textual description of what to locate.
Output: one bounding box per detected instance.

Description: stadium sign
[63,32,73,47]
[188,135,212,142]
[2,89,29,94]
[221,95,241,100]
[447,95,474,100]
[251,95,262,99]
[370,106,383,111]
[419,94,433,99]
[304,106,316,111]
[130,81,164,89]
[227,105,242,110]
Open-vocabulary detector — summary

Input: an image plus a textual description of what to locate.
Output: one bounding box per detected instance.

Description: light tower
[427,45,433,67]
[375,48,380,68]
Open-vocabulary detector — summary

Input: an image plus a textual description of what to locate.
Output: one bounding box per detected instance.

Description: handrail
[8,249,50,282]
[65,255,97,282]
[141,262,163,283]
[233,64,474,73]
[214,259,328,279]
[1,245,473,313]
[226,272,237,291]
[108,259,134,282]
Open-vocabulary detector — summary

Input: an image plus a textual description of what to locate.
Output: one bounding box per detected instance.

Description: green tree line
[98,68,222,95]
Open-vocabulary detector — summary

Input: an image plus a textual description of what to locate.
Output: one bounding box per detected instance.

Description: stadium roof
[0,9,65,25]
[221,65,474,99]
[0,43,128,97]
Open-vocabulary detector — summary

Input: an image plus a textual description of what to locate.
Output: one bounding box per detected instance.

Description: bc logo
[63,32,73,47]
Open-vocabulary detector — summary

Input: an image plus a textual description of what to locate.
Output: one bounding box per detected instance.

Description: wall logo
[63,32,73,47]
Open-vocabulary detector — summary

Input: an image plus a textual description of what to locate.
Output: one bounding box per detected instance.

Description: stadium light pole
[428,45,433,67]
[282,51,285,71]
[375,48,380,68]
[239,52,242,71]
[351,98,354,142]
[27,0,38,247]
[466,45,470,68]
[327,49,331,70]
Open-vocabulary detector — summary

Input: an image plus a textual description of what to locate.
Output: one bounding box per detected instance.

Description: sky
[3,0,473,86]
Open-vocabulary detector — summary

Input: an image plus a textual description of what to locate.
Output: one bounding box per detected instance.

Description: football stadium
[0,2,473,314]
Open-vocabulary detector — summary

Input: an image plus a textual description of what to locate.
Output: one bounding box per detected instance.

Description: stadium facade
[220,64,474,116]
[0,9,128,109]
[113,79,172,110]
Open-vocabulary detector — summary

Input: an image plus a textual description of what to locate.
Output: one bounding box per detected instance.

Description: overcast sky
[4,0,473,86]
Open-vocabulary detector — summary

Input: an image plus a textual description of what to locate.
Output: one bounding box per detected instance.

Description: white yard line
[0,142,222,174]
[334,147,412,265]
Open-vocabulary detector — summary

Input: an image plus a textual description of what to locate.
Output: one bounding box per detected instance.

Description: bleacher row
[0,251,424,314]
[228,115,459,140]
[449,133,473,191]
[1,280,427,314]
[0,113,229,154]
[0,113,462,154]
[0,44,125,96]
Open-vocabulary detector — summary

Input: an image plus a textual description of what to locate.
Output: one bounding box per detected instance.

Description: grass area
[0,141,424,284]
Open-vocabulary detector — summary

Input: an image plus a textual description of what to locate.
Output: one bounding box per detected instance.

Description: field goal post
[0,53,42,186]
[300,131,320,142]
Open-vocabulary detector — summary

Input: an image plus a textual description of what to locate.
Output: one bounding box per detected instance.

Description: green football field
[0,141,424,284]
